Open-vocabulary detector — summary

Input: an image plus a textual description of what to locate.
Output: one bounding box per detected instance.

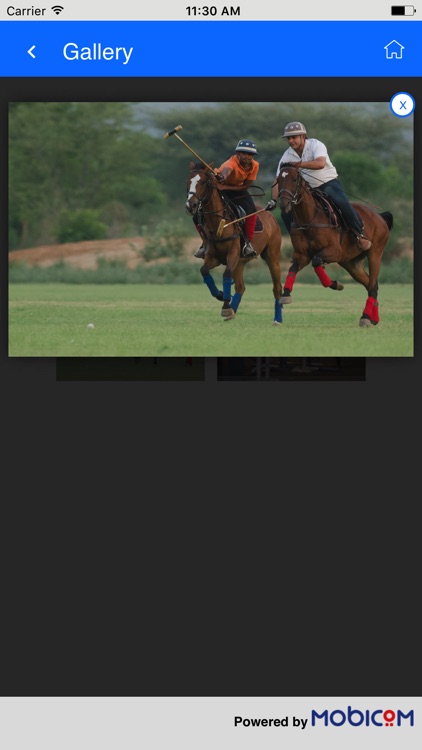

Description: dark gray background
[1,78,419,699]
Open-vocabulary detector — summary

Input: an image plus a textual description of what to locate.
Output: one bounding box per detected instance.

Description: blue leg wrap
[274,299,283,323]
[231,292,242,312]
[223,277,232,301]
[203,273,220,298]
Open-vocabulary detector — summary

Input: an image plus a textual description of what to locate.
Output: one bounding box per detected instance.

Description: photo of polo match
[8,100,413,357]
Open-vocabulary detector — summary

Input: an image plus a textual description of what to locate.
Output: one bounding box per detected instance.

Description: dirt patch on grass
[9,236,202,270]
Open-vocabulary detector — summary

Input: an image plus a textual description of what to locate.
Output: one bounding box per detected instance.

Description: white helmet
[282,122,307,137]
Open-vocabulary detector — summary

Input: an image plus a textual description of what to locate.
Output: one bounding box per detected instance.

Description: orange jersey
[216,155,259,186]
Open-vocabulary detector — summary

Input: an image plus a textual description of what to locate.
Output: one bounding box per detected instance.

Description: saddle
[223,196,264,234]
[311,189,341,228]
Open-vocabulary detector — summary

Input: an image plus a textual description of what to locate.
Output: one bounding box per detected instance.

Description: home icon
[384,40,405,59]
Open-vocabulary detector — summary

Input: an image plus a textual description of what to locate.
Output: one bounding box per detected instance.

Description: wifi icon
[51,5,64,13]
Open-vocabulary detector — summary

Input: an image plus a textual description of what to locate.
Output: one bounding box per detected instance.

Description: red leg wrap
[314,265,332,288]
[363,296,375,318]
[284,271,297,292]
[244,215,257,240]
[371,300,379,324]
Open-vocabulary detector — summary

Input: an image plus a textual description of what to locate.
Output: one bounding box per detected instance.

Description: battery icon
[391,5,416,13]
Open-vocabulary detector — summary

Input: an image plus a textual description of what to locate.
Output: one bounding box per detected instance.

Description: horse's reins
[277,168,335,229]
[187,170,215,209]
[187,169,241,243]
[274,164,383,211]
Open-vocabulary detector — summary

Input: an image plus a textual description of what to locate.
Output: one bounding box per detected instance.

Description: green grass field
[8,282,413,357]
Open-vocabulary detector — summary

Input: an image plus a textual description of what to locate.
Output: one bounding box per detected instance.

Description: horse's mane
[191,161,215,176]
[188,160,232,213]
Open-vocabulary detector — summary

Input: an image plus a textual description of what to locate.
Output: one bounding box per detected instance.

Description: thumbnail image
[56,357,205,381]
[217,357,365,381]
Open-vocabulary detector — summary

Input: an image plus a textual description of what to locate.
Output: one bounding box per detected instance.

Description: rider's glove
[215,173,225,183]
[265,199,277,211]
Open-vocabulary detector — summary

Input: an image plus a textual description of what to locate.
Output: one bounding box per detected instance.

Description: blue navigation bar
[0,21,421,76]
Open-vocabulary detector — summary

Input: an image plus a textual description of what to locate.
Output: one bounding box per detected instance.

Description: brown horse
[186,161,283,323]
[276,164,393,327]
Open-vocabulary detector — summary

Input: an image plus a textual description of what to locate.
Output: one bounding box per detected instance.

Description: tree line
[9,101,413,253]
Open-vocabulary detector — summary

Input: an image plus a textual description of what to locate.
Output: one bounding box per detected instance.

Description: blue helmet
[235,139,259,155]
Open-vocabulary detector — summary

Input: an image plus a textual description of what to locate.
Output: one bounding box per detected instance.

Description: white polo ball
[87,323,95,330]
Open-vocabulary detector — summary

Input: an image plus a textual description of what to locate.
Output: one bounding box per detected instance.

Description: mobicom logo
[311,706,414,727]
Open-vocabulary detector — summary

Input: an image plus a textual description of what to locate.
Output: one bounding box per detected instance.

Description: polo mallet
[163,125,217,174]
[217,208,269,237]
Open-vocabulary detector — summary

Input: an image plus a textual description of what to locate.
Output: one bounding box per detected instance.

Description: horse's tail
[380,211,393,231]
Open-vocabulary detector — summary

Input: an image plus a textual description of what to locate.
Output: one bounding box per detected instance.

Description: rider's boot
[241,241,257,258]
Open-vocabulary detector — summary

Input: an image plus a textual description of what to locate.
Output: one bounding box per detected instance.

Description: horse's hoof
[280,296,292,305]
[272,321,282,326]
[221,308,235,320]
[371,320,379,326]
[330,281,344,291]
[359,317,372,328]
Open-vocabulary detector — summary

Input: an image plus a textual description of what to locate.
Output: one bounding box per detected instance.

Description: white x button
[390,92,415,117]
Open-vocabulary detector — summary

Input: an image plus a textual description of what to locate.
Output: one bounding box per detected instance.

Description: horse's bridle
[278,165,336,230]
[186,169,215,212]
[277,166,303,206]
[186,168,241,243]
